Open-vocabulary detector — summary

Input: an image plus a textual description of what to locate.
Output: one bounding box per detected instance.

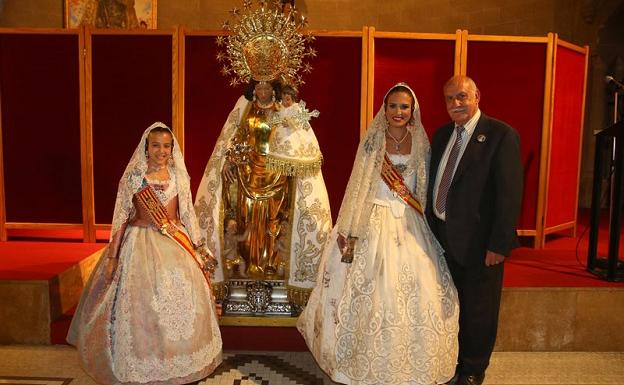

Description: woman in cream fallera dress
[67,122,222,385]
[298,84,459,385]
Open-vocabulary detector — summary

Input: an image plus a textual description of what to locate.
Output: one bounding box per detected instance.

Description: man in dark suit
[427,75,523,385]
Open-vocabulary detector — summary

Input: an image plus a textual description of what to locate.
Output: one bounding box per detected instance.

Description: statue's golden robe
[195,96,332,303]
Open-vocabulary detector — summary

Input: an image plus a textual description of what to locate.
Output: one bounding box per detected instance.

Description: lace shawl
[335,83,430,240]
[109,122,202,250]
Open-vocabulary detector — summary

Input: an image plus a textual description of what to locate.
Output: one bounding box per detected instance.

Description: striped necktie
[436,126,465,214]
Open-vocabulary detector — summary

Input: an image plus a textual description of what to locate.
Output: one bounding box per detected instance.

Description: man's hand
[485,250,505,266]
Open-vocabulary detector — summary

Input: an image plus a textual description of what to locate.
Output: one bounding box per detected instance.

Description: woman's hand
[198,246,218,273]
[338,234,357,263]
[336,233,347,256]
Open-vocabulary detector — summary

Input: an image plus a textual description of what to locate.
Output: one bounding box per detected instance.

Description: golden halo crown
[216,0,316,87]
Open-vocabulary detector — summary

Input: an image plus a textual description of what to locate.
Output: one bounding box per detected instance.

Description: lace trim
[334,208,458,385]
[113,252,221,381]
[145,171,177,205]
[150,267,197,342]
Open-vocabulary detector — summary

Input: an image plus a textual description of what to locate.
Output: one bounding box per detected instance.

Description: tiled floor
[0,345,623,385]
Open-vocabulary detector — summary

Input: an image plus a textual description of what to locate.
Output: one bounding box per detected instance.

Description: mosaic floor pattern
[1,345,623,385]
[200,352,332,385]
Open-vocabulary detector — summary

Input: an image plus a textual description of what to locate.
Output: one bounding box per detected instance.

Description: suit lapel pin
[476,134,487,143]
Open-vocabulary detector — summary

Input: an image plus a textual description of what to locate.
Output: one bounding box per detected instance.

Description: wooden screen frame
[367,28,462,136]
[0,28,86,240]
[86,28,179,239]
[541,35,589,242]
[0,28,588,249]
[462,32,553,248]
[462,32,588,248]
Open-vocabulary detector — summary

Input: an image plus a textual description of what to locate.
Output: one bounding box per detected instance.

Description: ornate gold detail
[265,154,322,177]
[287,285,312,306]
[211,282,229,301]
[220,0,315,86]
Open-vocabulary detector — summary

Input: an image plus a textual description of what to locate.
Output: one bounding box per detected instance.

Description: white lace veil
[334,82,430,239]
[110,122,202,246]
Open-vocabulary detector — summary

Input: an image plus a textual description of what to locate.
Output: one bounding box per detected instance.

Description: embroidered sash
[135,185,213,288]
[381,153,424,216]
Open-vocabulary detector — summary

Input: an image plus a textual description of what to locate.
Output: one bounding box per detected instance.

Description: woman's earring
[272,90,276,103]
[252,89,257,102]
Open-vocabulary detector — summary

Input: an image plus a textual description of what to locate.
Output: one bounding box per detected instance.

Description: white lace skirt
[67,225,222,385]
[298,204,459,385]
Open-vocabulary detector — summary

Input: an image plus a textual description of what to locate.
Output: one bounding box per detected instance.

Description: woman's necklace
[386,128,409,152]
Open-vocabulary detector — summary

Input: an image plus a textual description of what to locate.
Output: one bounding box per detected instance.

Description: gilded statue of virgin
[194,0,331,313]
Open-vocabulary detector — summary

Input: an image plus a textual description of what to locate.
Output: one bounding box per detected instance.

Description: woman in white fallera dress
[298,84,459,385]
[67,122,222,385]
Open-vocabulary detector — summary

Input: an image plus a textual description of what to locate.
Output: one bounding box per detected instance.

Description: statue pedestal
[223,279,297,316]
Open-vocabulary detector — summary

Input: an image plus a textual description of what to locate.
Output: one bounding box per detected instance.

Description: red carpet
[505,210,624,287]
[0,241,105,280]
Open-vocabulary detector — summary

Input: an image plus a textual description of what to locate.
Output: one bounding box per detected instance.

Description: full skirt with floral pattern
[67,225,222,385]
[298,204,459,385]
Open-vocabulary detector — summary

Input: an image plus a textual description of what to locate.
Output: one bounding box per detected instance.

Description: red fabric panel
[220,326,307,351]
[91,34,173,224]
[466,41,547,231]
[545,46,585,228]
[184,35,362,221]
[374,38,456,138]
[296,36,362,220]
[184,35,244,200]
[0,34,82,223]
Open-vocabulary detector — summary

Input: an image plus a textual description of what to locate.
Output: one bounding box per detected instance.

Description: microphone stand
[587,77,624,281]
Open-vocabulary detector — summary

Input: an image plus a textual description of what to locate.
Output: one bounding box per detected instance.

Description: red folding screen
[182,33,242,200]
[371,31,459,137]
[0,32,82,226]
[545,42,587,230]
[0,29,587,248]
[464,38,548,236]
[290,33,363,218]
[463,33,588,247]
[90,32,174,225]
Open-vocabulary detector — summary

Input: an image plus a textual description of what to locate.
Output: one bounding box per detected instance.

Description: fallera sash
[134,185,213,288]
[381,153,424,216]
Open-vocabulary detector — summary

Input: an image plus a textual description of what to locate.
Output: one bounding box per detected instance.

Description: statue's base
[222,279,299,316]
